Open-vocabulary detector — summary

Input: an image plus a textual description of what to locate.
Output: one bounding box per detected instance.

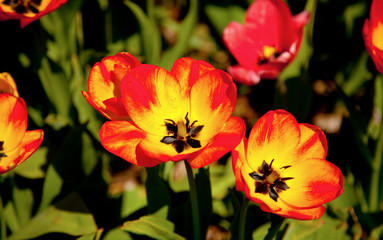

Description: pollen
[263,46,277,59]
[249,159,293,202]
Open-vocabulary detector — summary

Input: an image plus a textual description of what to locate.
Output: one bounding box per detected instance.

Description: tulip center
[258,46,280,64]
[1,0,43,14]
[160,113,204,153]
[249,159,293,202]
[0,141,7,159]
[372,21,383,50]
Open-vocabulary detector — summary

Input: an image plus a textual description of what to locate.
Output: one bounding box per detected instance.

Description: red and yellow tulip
[232,110,344,220]
[223,0,309,85]
[84,54,246,168]
[0,73,44,173]
[0,0,67,28]
[363,0,383,74]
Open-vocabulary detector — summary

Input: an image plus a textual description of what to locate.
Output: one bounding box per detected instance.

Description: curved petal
[0,72,19,97]
[245,0,296,51]
[190,69,237,141]
[227,65,261,85]
[188,116,246,168]
[121,64,189,136]
[223,21,260,68]
[259,202,325,220]
[279,159,344,209]
[246,110,300,171]
[297,123,328,160]
[100,121,162,167]
[231,137,248,191]
[0,129,44,174]
[84,52,141,120]
[170,57,215,89]
[0,94,27,151]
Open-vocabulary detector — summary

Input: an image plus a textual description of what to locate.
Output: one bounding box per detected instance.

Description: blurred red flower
[223,0,309,85]
[363,0,383,74]
[88,56,245,168]
[0,0,67,28]
[82,52,141,121]
[232,110,344,220]
[0,73,44,174]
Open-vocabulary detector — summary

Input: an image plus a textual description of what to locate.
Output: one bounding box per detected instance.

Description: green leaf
[124,0,161,65]
[210,158,236,200]
[160,0,198,70]
[145,166,173,219]
[121,186,147,218]
[252,223,271,240]
[103,228,133,240]
[204,3,245,35]
[8,193,97,240]
[76,229,104,240]
[13,147,47,179]
[121,215,185,240]
[13,185,34,227]
[4,201,20,233]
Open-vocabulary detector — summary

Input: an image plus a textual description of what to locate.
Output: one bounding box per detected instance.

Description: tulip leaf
[210,158,236,200]
[121,215,185,240]
[8,193,97,240]
[204,2,245,34]
[4,201,19,233]
[76,229,104,240]
[160,0,198,70]
[102,228,133,240]
[124,0,161,65]
[121,186,147,218]
[13,147,47,179]
[12,184,34,227]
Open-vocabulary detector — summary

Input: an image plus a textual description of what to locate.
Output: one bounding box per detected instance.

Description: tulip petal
[100,121,162,167]
[297,123,328,160]
[246,110,300,170]
[190,69,236,141]
[0,72,19,97]
[232,137,247,191]
[84,52,141,120]
[279,159,344,209]
[0,94,27,151]
[121,64,189,136]
[170,57,215,88]
[188,116,246,168]
[227,65,261,85]
[259,202,325,220]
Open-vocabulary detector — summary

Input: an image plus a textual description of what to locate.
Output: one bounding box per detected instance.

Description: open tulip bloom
[84,54,246,168]
[0,73,44,174]
[363,0,383,74]
[232,110,344,220]
[223,0,309,85]
[0,0,67,28]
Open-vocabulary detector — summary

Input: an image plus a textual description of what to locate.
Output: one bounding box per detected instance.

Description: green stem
[184,160,200,240]
[0,193,6,240]
[238,196,249,240]
[369,126,383,212]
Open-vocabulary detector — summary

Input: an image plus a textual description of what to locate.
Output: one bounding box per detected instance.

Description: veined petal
[190,69,236,141]
[245,0,296,51]
[188,117,246,168]
[0,94,27,151]
[0,129,44,174]
[121,65,189,136]
[100,121,162,167]
[84,52,141,120]
[223,21,260,68]
[246,110,300,170]
[297,123,328,160]
[279,159,344,209]
[170,57,215,89]
[0,72,19,97]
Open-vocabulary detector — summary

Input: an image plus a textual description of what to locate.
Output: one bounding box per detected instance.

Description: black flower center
[160,113,204,153]
[0,141,7,159]
[249,159,293,202]
[2,0,42,14]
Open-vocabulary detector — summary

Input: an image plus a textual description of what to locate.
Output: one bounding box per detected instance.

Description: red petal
[100,121,162,167]
[188,117,246,168]
[259,203,326,220]
[297,123,328,160]
[231,137,248,191]
[227,65,261,85]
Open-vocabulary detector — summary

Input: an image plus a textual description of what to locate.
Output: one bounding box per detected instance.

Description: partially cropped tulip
[363,0,383,74]
[0,73,44,173]
[223,0,309,85]
[232,110,344,220]
[0,0,67,28]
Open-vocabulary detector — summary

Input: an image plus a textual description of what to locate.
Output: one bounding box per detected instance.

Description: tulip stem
[238,196,249,240]
[0,193,6,240]
[184,160,201,240]
[369,124,383,212]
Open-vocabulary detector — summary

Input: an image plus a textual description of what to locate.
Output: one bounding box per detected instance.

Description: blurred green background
[0,0,382,239]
